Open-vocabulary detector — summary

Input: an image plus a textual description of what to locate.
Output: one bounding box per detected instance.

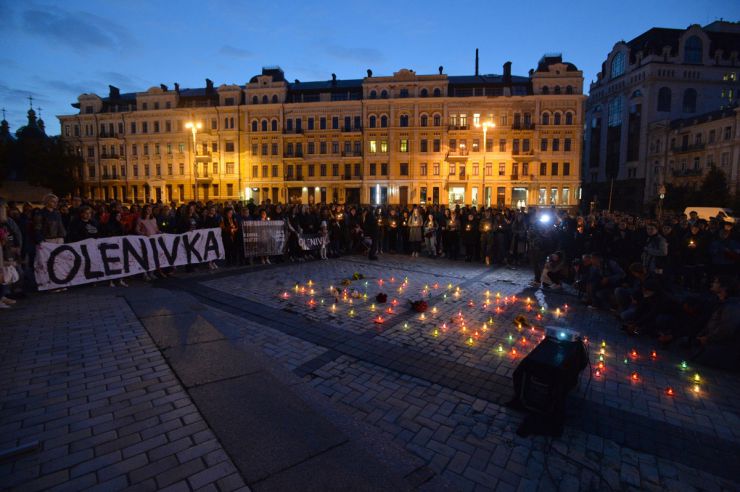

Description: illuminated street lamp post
[657,184,666,221]
[475,121,495,207]
[185,121,202,201]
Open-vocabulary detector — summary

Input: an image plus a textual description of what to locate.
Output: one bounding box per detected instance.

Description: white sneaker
[119,279,128,287]
[109,281,116,288]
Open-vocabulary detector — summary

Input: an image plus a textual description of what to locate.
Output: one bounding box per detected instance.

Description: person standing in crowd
[642,223,668,275]
[103,209,128,287]
[220,207,239,266]
[135,205,162,280]
[67,205,99,243]
[462,212,477,262]
[408,207,423,257]
[364,206,380,261]
[0,199,22,307]
[444,209,460,260]
[423,213,437,258]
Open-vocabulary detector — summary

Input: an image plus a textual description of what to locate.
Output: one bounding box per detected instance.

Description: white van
[683,207,737,223]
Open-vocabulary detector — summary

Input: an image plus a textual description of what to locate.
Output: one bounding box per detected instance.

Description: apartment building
[59,54,584,207]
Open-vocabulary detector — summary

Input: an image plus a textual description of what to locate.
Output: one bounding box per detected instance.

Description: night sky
[1,0,737,134]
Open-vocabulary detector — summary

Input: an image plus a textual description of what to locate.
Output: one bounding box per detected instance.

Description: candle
[631,372,640,382]
[665,387,675,396]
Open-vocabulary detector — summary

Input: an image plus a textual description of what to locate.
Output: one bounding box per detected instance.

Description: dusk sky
[1,0,737,135]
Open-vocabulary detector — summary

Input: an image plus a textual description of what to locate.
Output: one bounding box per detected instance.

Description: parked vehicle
[683,207,737,223]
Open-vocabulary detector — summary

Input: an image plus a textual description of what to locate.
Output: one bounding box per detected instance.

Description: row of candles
[593,340,704,397]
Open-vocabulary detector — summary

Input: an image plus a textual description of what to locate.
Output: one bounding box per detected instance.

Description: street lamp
[185,121,202,201]
[475,121,495,207]
[657,184,666,221]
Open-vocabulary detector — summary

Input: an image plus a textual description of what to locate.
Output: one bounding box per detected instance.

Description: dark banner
[242,220,286,257]
[297,233,327,251]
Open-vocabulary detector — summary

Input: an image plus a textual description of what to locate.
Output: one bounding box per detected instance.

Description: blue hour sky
[1,0,737,134]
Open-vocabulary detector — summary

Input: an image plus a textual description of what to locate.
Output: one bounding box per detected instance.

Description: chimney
[503,61,512,83]
[160,83,168,91]
[205,78,214,93]
[174,82,180,93]
[108,85,120,99]
[331,73,337,86]
[438,65,443,75]
[367,69,373,78]
[475,48,479,76]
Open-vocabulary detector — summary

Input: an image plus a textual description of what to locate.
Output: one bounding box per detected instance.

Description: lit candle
[650,350,657,359]
[630,349,638,358]
[665,387,675,397]
[631,372,639,382]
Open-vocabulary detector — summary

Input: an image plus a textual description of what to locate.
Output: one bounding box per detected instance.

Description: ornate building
[647,106,739,194]
[58,54,584,207]
[583,21,740,212]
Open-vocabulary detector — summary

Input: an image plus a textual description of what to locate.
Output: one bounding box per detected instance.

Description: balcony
[195,151,211,163]
[284,175,304,181]
[448,125,469,131]
[670,143,706,154]
[446,149,469,161]
[511,123,536,130]
[283,151,304,158]
[448,172,468,182]
[341,151,363,157]
[342,174,362,180]
[283,128,304,134]
[100,154,120,160]
[342,126,362,132]
[512,149,535,160]
[672,168,703,177]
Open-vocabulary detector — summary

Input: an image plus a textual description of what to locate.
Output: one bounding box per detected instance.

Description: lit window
[369,140,377,153]
[611,52,625,78]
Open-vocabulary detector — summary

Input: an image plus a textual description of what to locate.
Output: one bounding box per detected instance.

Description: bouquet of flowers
[410,300,428,313]
[376,293,388,303]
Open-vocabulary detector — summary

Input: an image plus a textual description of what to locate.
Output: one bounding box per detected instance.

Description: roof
[625,24,740,63]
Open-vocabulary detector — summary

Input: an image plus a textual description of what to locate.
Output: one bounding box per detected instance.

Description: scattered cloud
[0,83,46,103]
[324,45,383,65]
[219,45,254,59]
[20,4,135,53]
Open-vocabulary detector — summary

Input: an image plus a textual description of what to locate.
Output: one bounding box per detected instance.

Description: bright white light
[375,184,381,205]
[539,214,551,224]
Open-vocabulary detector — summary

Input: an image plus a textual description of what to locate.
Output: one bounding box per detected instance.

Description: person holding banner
[220,208,239,266]
[408,207,423,257]
[135,205,163,281]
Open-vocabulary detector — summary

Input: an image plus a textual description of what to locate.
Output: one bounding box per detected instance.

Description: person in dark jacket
[364,207,380,260]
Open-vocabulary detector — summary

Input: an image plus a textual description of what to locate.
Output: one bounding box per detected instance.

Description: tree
[13,135,81,196]
[698,166,730,206]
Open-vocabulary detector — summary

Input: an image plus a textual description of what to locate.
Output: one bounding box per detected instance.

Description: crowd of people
[1,195,737,370]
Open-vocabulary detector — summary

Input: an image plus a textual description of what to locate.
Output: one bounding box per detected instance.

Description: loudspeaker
[508,337,587,436]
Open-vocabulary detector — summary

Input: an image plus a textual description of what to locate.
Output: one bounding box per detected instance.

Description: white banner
[34,228,224,291]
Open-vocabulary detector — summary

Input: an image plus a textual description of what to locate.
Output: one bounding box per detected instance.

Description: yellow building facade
[58,55,584,207]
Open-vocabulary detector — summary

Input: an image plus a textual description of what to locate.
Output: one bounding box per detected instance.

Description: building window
[369,163,377,176]
[565,112,574,125]
[369,140,377,153]
[400,115,409,127]
[380,115,388,128]
[433,162,440,175]
[226,162,235,174]
[420,139,428,152]
[225,141,235,152]
[332,116,339,129]
[682,88,697,113]
[400,163,409,176]
[320,164,327,176]
[449,163,456,175]
[552,139,560,152]
[657,87,671,112]
[611,52,625,78]
[272,165,278,177]
[179,163,184,175]
[472,139,479,152]
[400,140,408,152]
[433,139,440,152]
[498,163,505,176]
[420,163,427,176]
[381,163,388,175]
[607,97,622,127]
[380,140,388,153]
[551,162,559,176]
[684,36,703,64]
[540,162,547,176]
[433,114,441,126]
[420,115,428,126]
[564,138,572,152]
[541,113,550,125]
[541,138,548,151]
[499,139,506,152]
[369,116,376,128]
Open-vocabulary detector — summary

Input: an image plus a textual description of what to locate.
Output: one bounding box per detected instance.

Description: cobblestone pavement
[0,293,249,491]
[196,254,740,492]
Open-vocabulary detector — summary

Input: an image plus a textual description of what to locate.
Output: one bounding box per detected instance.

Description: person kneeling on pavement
[622,278,677,336]
[585,253,625,308]
[540,251,567,289]
[690,275,740,372]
